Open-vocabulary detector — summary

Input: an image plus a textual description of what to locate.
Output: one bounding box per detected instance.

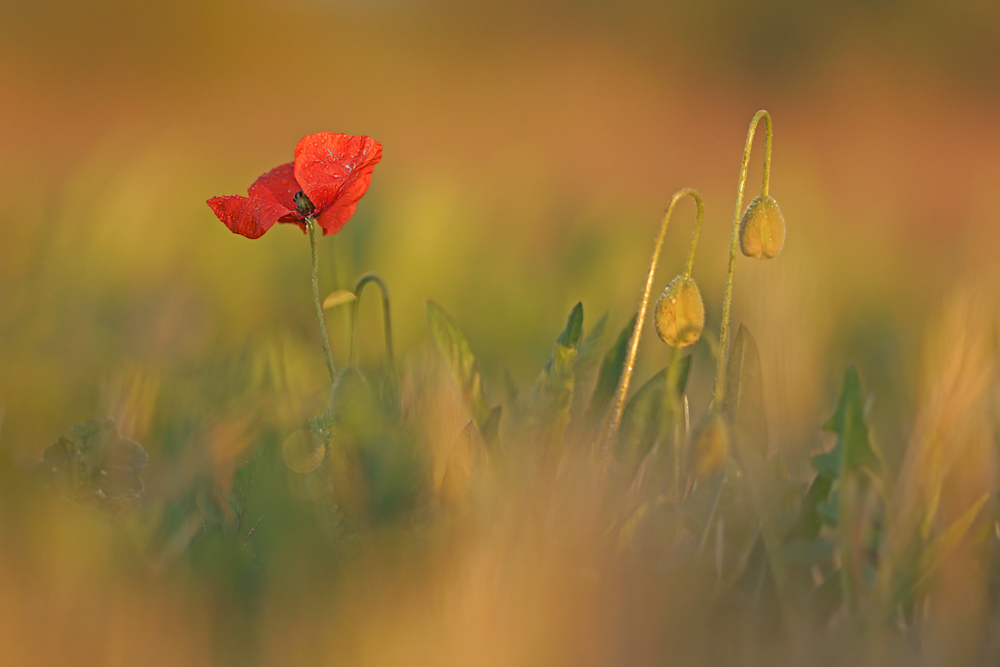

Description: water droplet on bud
[654,276,705,347]
[739,195,785,259]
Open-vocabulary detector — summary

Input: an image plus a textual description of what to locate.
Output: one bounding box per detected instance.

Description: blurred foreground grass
[3,1,1000,662]
[1,119,999,665]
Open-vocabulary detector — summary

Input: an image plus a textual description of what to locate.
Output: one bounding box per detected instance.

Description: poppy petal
[207,196,292,239]
[248,162,300,211]
[293,133,382,234]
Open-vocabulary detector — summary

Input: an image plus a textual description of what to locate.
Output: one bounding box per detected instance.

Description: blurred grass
[2,0,1000,664]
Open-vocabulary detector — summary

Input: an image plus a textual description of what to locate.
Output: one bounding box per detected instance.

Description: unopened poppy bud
[293,190,316,217]
[654,276,705,347]
[739,195,785,259]
[689,412,730,479]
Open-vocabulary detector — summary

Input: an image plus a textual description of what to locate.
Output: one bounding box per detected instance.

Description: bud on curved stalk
[689,412,730,480]
[605,189,704,450]
[654,276,705,347]
[739,195,785,259]
[714,110,780,408]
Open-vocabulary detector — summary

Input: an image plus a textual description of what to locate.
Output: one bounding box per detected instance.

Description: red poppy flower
[208,133,382,239]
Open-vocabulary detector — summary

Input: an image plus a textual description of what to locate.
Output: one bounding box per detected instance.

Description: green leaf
[556,301,585,350]
[793,473,834,539]
[582,314,636,432]
[577,312,608,363]
[914,492,989,589]
[426,301,492,432]
[816,494,839,527]
[615,356,691,476]
[721,324,768,460]
[820,366,878,613]
[529,302,585,445]
[811,450,840,480]
[824,365,879,474]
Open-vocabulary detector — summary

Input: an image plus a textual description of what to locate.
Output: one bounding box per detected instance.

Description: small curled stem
[713,110,772,406]
[307,217,337,385]
[606,188,703,449]
[348,273,396,380]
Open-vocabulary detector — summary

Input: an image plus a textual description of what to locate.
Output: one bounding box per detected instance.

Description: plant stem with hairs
[713,110,772,406]
[307,217,337,384]
[349,273,397,403]
[606,189,704,449]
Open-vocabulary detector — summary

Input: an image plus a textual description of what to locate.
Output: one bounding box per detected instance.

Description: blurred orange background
[3,2,1000,665]
[3,0,1000,467]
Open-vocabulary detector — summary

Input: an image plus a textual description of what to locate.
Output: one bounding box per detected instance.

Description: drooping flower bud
[739,195,785,259]
[689,412,730,480]
[654,276,705,347]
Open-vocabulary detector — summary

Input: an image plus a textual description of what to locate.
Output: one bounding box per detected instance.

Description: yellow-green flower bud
[654,276,705,347]
[689,412,730,480]
[739,195,785,259]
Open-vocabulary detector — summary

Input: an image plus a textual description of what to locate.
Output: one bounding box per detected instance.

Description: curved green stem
[713,110,772,406]
[349,273,396,378]
[606,188,703,448]
[307,217,337,384]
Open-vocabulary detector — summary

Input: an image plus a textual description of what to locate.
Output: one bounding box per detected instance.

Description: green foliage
[426,300,495,440]
[721,324,768,461]
[616,355,691,480]
[36,418,147,516]
[527,302,585,446]
[583,313,636,432]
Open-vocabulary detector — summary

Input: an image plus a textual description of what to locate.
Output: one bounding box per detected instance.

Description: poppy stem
[307,217,337,384]
[713,110,771,408]
[605,188,703,450]
[349,274,396,372]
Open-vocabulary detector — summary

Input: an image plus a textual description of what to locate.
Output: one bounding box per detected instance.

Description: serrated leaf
[426,301,492,432]
[823,365,878,474]
[821,367,880,612]
[583,314,636,432]
[816,495,839,527]
[811,450,840,480]
[322,290,357,309]
[556,301,585,350]
[615,356,691,477]
[722,324,768,460]
[793,473,834,540]
[528,303,585,445]
[577,312,608,363]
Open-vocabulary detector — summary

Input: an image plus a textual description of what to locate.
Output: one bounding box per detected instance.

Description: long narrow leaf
[722,324,768,461]
[426,301,492,432]
[583,314,636,432]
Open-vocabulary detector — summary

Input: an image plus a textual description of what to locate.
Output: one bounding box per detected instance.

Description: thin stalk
[606,189,703,449]
[349,274,397,401]
[664,345,683,500]
[349,274,395,370]
[307,217,337,384]
[713,110,772,406]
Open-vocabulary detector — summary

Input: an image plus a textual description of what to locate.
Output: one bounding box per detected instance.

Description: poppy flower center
[293,190,316,217]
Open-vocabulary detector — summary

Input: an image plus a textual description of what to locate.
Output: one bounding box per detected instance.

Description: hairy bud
[739,195,785,259]
[654,276,705,347]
